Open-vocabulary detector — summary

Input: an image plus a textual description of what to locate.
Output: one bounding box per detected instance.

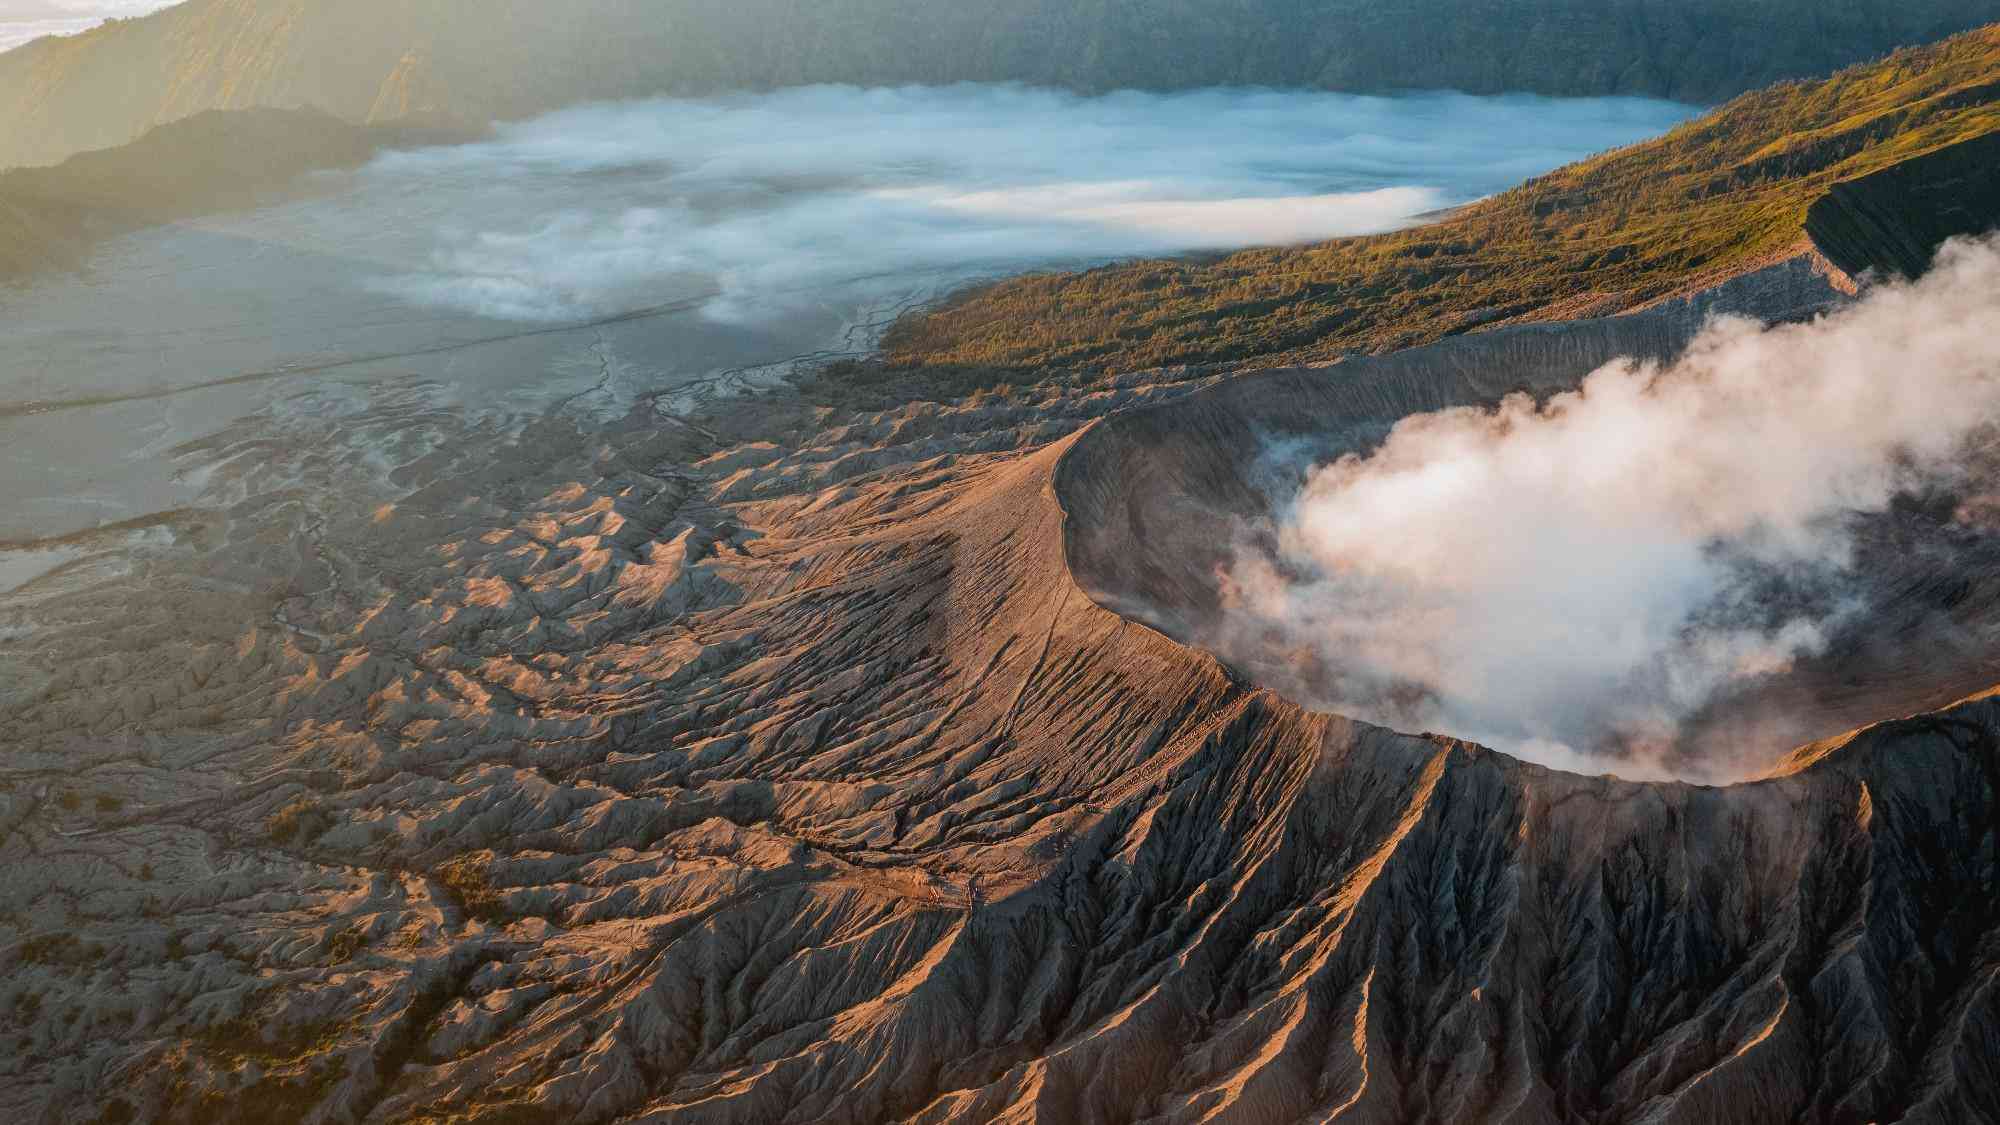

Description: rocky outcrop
[1,1,1996,169]
[1806,131,2000,280]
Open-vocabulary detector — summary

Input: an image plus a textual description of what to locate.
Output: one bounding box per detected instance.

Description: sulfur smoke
[1221,237,2000,780]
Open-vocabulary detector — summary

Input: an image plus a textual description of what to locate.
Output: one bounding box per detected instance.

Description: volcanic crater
[1057,257,2000,781]
[8,252,2000,1124]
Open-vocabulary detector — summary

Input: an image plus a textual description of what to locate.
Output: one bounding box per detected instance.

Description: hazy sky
[0,0,174,54]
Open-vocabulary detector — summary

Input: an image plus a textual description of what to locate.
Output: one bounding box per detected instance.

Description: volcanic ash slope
[4,254,2000,1123]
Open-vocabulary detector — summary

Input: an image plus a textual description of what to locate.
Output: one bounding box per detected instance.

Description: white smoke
[359,84,1693,324]
[1221,237,2000,781]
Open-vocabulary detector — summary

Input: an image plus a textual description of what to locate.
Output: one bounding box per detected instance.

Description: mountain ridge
[2,0,1997,169]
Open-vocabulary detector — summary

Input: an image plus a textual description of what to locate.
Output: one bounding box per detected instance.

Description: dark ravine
[1,0,1997,169]
[1806,130,2000,279]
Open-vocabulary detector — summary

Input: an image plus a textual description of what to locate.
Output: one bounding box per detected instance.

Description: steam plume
[1221,237,2000,779]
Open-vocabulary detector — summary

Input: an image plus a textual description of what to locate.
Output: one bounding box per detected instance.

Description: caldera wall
[1806,131,2000,280]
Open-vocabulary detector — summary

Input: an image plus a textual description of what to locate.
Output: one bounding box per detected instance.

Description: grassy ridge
[880,25,2000,381]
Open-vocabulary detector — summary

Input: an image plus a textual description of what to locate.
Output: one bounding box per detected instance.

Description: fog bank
[1222,237,2000,780]
[364,84,1693,325]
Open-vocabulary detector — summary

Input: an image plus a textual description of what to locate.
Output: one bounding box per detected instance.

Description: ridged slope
[5,251,1998,1122]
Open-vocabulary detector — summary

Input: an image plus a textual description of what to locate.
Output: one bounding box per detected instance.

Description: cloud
[1218,237,2000,781]
[0,1,175,54]
[358,84,1694,325]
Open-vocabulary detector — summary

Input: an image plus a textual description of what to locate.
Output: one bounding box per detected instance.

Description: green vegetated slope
[1,0,1996,169]
[880,25,2000,380]
[0,107,467,282]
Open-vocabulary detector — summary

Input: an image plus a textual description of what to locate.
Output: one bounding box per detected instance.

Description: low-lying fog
[0,83,1690,553]
[366,86,1691,323]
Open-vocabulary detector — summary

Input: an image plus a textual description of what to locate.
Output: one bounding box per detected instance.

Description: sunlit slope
[2,0,1997,169]
[883,24,2000,378]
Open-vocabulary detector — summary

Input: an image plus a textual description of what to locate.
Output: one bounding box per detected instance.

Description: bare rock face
[3,256,1999,1123]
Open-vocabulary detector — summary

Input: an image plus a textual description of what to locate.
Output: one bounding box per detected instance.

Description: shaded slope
[1806,130,2000,278]
[2,0,1998,169]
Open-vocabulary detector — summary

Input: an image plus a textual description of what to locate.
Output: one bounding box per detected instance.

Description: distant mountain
[1,0,1996,169]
